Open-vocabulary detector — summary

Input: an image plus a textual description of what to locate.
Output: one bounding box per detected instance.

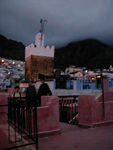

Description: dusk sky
[0,0,113,48]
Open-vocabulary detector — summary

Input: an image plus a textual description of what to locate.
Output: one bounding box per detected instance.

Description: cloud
[0,0,113,48]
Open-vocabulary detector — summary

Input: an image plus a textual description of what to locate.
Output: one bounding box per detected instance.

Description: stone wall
[25,55,54,80]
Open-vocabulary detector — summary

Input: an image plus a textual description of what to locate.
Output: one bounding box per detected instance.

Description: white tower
[35,32,44,48]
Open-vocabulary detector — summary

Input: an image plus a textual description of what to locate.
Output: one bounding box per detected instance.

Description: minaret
[25,19,54,81]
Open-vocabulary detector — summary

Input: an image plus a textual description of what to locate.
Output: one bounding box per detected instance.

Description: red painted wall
[37,96,61,136]
[0,93,10,124]
[0,94,61,137]
[78,77,113,127]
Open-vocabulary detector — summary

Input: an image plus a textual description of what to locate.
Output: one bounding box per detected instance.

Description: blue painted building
[54,75,74,89]
[54,74,113,91]
[76,77,102,90]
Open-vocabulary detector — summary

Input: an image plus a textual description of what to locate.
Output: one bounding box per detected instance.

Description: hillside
[0,34,25,61]
[55,39,113,69]
[0,34,113,69]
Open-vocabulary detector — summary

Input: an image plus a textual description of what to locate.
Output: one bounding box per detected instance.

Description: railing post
[101,70,105,120]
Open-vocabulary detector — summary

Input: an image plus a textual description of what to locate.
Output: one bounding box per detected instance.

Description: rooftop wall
[25,33,55,59]
[25,44,54,59]
[78,76,113,127]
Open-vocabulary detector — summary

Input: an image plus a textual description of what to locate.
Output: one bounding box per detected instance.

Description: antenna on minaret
[40,18,48,47]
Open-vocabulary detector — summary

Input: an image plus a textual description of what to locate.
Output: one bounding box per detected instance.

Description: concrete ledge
[38,129,61,138]
[92,120,113,127]
[78,120,113,128]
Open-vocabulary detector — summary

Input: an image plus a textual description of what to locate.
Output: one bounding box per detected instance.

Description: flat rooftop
[0,116,113,150]
[39,123,113,150]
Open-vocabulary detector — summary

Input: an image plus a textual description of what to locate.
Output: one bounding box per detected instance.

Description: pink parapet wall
[7,89,61,137]
[37,96,61,137]
[78,76,113,127]
[0,92,61,137]
[0,92,10,124]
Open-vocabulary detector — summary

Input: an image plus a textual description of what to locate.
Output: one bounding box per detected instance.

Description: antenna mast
[40,18,47,47]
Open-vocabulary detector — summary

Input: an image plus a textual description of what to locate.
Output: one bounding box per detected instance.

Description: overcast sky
[0,0,113,48]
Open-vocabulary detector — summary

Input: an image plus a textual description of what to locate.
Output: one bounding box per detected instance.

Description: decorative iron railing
[7,97,38,150]
[59,97,78,125]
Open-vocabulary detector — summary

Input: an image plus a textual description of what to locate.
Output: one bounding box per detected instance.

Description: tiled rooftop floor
[0,115,113,150]
[39,123,113,150]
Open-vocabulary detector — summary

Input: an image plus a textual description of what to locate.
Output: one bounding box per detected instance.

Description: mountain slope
[0,34,25,61]
[0,34,113,69]
[55,39,113,69]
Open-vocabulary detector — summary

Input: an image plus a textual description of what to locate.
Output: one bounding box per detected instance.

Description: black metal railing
[59,97,78,125]
[7,97,38,150]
